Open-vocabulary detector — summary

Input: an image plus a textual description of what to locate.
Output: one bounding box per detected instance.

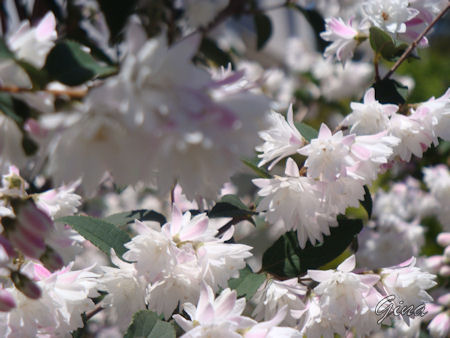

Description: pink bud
[437,294,450,307]
[437,233,450,247]
[424,255,444,273]
[428,311,450,338]
[0,234,16,259]
[0,289,16,312]
[8,227,46,259]
[11,271,42,299]
[40,246,64,272]
[16,201,53,237]
[439,265,450,277]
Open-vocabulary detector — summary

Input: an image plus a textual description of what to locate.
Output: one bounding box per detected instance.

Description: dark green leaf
[0,93,22,123]
[22,135,39,156]
[124,311,175,338]
[0,39,14,59]
[199,38,234,68]
[44,40,117,86]
[15,60,49,89]
[57,216,131,259]
[209,195,256,219]
[254,13,272,50]
[228,266,266,300]
[369,27,408,61]
[372,78,407,104]
[295,122,318,142]
[242,157,272,178]
[262,216,363,277]
[104,209,167,228]
[361,186,373,219]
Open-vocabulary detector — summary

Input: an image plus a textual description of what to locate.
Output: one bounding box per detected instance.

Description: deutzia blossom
[361,0,419,34]
[308,255,381,335]
[0,115,27,174]
[254,158,334,249]
[120,206,252,319]
[251,278,306,326]
[343,88,398,135]
[320,17,364,64]
[379,257,437,308]
[0,262,98,337]
[423,165,450,231]
[256,105,305,170]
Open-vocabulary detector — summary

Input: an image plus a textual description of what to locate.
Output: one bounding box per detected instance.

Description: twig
[383,3,450,80]
[85,305,104,321]
[0,85,87,99]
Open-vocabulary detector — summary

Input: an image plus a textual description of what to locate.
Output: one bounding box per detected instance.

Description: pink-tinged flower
[379,257,437,308]
[308,255,381,331]
[256,105,305,170]
[35,181,82,219]
[298,123,355,181]
[251,278,306,326]
[321,17,363,64]
[344,88,398,135]
[437,233,450,247]
[244,306,302,338]
[0,289,16,312]
[428,311,450,338]
[254,158,336,249]
[173,283,255,337]
[362,0,419,34]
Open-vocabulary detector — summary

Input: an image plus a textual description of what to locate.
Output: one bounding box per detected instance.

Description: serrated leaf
[295,122,318,142]
[209,195,256,219]
[57,216,131,259]
[228,266,266,300]
[199,38,234,68]
[44,40,117,86]
[104,209,167,228]
[262,216,363,277]
[254,13,272,50]
[242,157,272,178]
[124,311,175,338]
[361,186,373,219]
[372,78,407,104]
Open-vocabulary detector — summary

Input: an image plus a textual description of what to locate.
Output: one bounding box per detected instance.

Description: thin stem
[0,85,87,99]
[383,3,450,80]
[85,305,104,321]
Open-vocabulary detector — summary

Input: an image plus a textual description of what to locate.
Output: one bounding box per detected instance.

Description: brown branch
[383,3,450,80]
[85,305,104,321]
[0,85,87,99]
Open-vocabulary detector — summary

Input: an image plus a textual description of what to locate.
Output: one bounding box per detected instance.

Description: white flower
[423,165,450,231]
[428,311,450,338]
[6,12,57,68]
[35,182,82,219]
[256,105,305,170]
[254,158,335,249]
[173,283,254,338]
[308,255,381,332]
[244,306,302,338]
[100,251,148,331]
[251,278,306,326]
[389,112,433,161]
[298,123,355,181]
[320,17,361,64]
[362,0,419,34]
[1,262,98,337]
[380,257,437,308]
[0,115,27,175]
[344,88,398,135]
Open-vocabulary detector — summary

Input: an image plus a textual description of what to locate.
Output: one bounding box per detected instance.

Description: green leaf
[15,60,49,89]
[199,38,234,68]
[97,0,139,43]
[44,40,117,86]
[242,157,272,178]
[262,216,363,277]
[369,27,408,61]
[291,5,327,52]
[0,93,22,123]
[254,13,272,50]
[209,195,256,219]
[372,78,407,104]
[0,39,14,59]
[228,266,266,300]
[361,186,373,219]
[295,122,318,142]
[57,216,131,259]
[124,311,175,338]
[104,209,167,228]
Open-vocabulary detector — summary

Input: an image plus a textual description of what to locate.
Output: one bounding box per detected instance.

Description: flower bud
[8,226,46,259]
[437,233,450,247]
[39,246,64,272]
[11,271,41,300]
[15,200,53,237]
[0,289,16,312]
[0,234,16,262]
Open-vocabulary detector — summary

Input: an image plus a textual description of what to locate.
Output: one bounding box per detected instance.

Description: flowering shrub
[0,0,449,337]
